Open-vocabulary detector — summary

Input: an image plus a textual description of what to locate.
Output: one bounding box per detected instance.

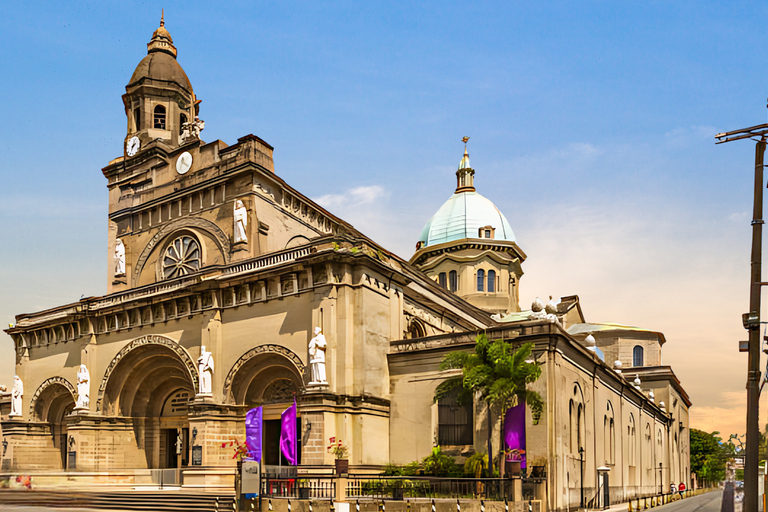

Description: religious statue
[114,239,125,276]
[233,200,248,243]
[10,376,23,417]
[308,327,327,385]
[181,116,206,144]
[76,364,90,410]
[198,345,214,395]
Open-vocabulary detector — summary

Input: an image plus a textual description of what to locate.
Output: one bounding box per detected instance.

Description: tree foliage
[690,429,733,486]
[434,333,544,419]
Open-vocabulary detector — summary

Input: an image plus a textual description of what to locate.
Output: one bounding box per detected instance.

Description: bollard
[269,499,273,512]
[382,500,386,512]
[432,499,436,512]
[288,500,292,512]
[458,499,461,512]
[528,500,532,512]
[504,499,509,512]
[356,500,360,512]
[331,502,335,512]
[407,500,411,512]
[481,500,485,512]
[310,501,314,512]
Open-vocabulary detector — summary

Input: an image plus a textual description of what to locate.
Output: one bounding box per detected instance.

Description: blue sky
[0,1,766,435]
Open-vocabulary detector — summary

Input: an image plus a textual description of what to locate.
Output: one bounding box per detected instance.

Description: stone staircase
[0,489,237,511]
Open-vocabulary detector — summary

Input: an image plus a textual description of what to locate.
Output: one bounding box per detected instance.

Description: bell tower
[122,11,200,156]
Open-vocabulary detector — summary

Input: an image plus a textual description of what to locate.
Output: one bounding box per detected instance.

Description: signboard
[241,459,260,498]
[192,446,202,466]
[68,451,76,469]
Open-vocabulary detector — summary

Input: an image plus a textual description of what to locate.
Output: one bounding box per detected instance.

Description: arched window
[154,105,166,129]
[633,345,644,367]
[477,269,485,292]
[438,272,447,289]
[179,113,188,135]
[488,270,496,292]
[162,235,201,279]
[449,270,458,292]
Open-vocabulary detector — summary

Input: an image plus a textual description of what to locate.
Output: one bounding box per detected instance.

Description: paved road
[624,492,725,512]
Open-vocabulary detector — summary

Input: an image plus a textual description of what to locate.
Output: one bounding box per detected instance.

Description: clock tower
[122,12,199,156]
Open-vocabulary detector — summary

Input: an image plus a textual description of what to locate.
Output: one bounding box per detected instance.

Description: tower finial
[161,9,165,27]
[455,137,475,192]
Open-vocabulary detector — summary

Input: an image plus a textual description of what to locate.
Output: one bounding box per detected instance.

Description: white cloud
[315,185,388,209]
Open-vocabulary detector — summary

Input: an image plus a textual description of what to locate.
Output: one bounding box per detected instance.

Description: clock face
[176,151,193,175]
[126,136,140,157]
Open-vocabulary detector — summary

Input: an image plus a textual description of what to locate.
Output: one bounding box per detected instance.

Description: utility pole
[716,124,768,512]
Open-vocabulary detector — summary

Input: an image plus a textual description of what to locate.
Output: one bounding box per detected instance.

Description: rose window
[162,236,201,279]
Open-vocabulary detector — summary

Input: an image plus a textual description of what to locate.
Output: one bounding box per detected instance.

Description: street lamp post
[579,446,585,509]
[716,123,768,512]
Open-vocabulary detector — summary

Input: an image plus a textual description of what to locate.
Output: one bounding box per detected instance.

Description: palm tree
[434,333,544,478]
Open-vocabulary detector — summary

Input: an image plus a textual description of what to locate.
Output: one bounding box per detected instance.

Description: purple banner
[245,407,263,462]
[279,399,297,465]
[504,402,526,468]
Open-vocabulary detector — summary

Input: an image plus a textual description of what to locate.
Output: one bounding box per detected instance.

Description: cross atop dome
[147,10,177,58]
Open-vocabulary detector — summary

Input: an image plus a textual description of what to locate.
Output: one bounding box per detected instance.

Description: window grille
[154,105,166,129]
[438,272,447,289]
[449,270,458,292]
[438,388,473,445]
[477,269,485,292]
[633,345,644,367]
[488,270,496,292]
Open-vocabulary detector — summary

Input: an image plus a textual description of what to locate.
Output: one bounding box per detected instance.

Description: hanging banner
[504,402,526,468]
[245,406,263,462]
[279,399,297,465]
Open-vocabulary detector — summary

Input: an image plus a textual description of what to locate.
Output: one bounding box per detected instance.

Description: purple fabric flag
[279,399,298,465]
[245,407,263,462]
[504,402,527,468]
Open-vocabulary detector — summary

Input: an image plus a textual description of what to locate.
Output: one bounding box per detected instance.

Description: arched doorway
[29,377,76,469]
[225,346,305,465]
[99,336,197,469]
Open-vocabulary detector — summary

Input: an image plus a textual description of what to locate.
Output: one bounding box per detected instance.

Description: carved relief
[96,334,199,412]
[222,344,306,401]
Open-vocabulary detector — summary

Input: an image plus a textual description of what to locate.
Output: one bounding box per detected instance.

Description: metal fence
[261,475,336,499]
[346,476,523,500]
[149,468,182,488]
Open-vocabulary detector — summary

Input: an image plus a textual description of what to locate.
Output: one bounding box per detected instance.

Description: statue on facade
[10,376,22,417]
[198,345,214,395]
[181,116,205,144]
[114,239,125,276]
[233,200,248,243]
[76,364,90,410]
[308,327,327,385]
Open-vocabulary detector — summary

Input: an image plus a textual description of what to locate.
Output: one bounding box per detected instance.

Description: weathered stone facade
[2,17,690,511]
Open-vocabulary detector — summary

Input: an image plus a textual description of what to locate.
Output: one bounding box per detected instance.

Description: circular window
[162,236,201,279]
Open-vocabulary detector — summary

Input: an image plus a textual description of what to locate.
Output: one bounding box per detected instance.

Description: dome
[129,51,192,92]
[418,191,515,247]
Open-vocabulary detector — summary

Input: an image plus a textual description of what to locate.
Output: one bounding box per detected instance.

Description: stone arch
[133,217,231,287]
[285,235,311,249]
[96,334,198,414]
[29,377,76,422]
[223,344,306,405]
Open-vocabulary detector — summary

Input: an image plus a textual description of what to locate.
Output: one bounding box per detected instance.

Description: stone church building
[3,18,690,510]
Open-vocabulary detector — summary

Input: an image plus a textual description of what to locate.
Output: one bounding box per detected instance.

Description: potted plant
[328,437,349,475]
[530,456,547,478]
[504,448,524,477]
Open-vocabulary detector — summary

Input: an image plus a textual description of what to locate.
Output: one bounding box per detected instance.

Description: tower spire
[160,9,165,27]
[147,9,177,57]
[455,136,475,193]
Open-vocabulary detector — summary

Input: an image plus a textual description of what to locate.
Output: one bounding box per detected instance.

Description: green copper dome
[418,191,516,247]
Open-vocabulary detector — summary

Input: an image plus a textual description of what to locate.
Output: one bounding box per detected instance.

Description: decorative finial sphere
[634,375,641,387]
[545,296,557,315]
[614,360,622,369]
[531,297,544,312]
[584,333,596,347]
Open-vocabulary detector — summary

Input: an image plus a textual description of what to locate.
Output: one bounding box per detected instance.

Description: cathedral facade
[3,19,689,511]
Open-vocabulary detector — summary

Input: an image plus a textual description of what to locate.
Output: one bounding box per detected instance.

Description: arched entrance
[99,335,197,469]
[29,377,76,469]
[225,345,305,465]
